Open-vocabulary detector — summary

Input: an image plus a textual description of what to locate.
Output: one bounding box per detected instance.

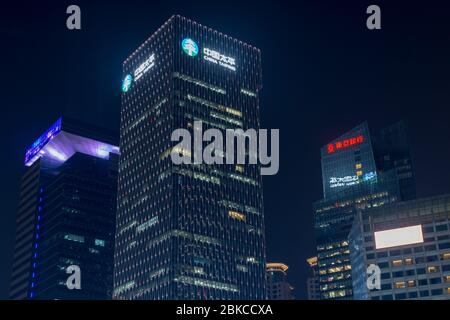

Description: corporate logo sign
[181,38,236,71]
[134,53,156,81]
[329,171,376,189]
[122,53,156,93]
[327,135,364,154]
[181,38,199,57]
[122,74,133,93]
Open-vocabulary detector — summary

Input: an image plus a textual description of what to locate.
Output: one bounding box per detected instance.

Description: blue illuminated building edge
[24,118,62,166]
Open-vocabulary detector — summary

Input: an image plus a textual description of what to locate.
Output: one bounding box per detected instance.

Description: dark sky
[1,0,450,299]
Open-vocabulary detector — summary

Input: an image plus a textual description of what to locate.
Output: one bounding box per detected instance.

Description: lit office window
[407,280,416,287]
[95,239,106,247]
[427,266,440,273]
[392,259,403,267]
[63,234,85,243]
[228,210,246,221]
[442,252,450,260]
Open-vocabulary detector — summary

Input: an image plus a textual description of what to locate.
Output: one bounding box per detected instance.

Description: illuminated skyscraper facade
[114,15,266,300]
[10,118,119,300]
[266,263,294,300]
[314,121,415,299]
[350,195,450,300]
[321,122,377,200]
[306,256,320,300]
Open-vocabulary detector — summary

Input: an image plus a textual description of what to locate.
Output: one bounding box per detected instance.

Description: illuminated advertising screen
[374,225,424,249]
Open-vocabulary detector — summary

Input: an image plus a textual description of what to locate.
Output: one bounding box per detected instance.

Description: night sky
[1,0,450,299]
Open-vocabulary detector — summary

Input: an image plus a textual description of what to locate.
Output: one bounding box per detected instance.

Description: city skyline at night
[2,1,450,302]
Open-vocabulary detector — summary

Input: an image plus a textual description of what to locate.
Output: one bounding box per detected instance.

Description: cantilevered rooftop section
[24,117,119,168]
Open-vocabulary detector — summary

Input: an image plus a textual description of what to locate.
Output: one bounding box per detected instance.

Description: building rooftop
[306,256,318,267]
[25,117,119,168]
[266,263,289,272]
[124,15,261,65]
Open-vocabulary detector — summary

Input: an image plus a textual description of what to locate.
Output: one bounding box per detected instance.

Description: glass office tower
[10,117,119,300]
[321,122,378,200]
[350,194,450,300]
[114,15,266,300]
[313,121,415,299]
[372,121,416,201]
[314,172,401,299]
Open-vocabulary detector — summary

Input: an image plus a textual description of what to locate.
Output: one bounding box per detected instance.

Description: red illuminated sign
[327,135,364,154]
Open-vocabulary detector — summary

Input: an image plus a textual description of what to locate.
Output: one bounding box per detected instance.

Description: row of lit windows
[377,263,450,280]
[392,276,450,289]
[372,288,450,300]
[368,250,450,261]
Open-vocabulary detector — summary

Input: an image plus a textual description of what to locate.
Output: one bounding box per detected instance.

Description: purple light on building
[24,118,119,167]
[25,118,62,166]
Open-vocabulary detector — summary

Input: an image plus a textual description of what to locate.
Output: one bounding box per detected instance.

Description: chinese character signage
[327,135,364,154]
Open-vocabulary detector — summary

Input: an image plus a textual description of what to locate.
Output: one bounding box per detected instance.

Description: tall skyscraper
[114,15,266,300]
[306,256,320,300]
[350,194,450,300]
[266,263,294,300]
[10,117,119,300]
[313,121,415,299]
[372,121,416,201]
